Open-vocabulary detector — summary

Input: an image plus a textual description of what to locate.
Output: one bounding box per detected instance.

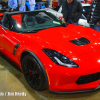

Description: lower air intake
[76,72,100,85]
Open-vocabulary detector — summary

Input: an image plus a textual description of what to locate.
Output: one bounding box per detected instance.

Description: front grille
[69,37,90,46]
[76,72,100,85]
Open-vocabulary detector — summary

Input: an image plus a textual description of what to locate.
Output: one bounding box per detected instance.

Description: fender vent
[69,37,90,46]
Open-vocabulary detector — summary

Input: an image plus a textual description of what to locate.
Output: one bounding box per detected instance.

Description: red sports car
[0,11,100,93]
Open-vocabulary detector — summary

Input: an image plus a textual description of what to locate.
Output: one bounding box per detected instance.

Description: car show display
[0,10,100,93]
[25,0,45,11]
[0,1,8,10]
[45,3,90,27]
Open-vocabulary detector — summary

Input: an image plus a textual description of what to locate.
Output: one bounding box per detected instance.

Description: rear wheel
[22,55,46,91]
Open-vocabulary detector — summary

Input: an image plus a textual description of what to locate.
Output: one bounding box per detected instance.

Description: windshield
[9,11,64,33]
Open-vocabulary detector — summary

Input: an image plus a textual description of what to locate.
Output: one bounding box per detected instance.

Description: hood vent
[69,37,90,46]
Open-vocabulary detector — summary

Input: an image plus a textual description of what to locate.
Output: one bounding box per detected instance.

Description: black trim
[70,37,90,46]
[49,84,100,94]
[15,43,19,49]
[76,72,100,85]
[13,43,20,55]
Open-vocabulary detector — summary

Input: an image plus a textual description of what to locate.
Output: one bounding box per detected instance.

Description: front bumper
[43,48,100,93]
[49,83,100,94]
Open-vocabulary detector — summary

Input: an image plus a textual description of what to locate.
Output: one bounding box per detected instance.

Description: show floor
[0,53,100,100]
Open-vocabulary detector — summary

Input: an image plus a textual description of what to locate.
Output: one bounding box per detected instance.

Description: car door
[0,26,4,50]
[0,24,20,63]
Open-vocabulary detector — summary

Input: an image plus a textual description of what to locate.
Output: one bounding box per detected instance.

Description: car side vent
[69,37,90,46]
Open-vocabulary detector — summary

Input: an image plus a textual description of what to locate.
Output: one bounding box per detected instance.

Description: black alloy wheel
[22,55,46,91]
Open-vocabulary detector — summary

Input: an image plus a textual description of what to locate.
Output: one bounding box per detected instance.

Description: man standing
[8,0,18,11]
[46,0,50,8]
[87,0,100,32]
[58,0,62,6]
[62,0,83,25]
[29,0,36,11]
[19,0,26,11]
[35,0,42,9]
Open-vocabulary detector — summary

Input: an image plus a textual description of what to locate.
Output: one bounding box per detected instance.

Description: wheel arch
[20,50,49,90]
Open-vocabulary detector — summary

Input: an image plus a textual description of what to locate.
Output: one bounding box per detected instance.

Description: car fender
[20,50,49,89]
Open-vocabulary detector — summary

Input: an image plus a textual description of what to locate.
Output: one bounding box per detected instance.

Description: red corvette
[0,10,100,93]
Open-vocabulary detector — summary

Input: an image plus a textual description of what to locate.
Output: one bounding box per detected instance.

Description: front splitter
[49,84,100,94]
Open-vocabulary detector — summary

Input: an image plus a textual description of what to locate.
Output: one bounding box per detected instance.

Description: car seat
[1,12,9,28]
[23,15,37,28]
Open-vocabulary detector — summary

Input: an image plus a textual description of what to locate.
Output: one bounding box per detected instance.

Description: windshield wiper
[53,23,68,28]
[61,23,68,27]
[21,29,41,33]
[27,30,40,33]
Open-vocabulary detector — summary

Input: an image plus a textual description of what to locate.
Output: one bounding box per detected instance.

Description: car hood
[25,24,100,57]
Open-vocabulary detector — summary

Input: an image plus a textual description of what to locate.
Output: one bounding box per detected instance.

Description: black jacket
[35,0,42,2]
[87,0,100,24]
[62,0,83,22]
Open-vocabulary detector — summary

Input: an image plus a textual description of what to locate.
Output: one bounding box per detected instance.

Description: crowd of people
[7,0,62,12]
[62,0,100,32]
[7,0,42,12]
[0,0,100,32]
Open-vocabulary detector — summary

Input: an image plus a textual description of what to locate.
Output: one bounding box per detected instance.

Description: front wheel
[21,55,46,91]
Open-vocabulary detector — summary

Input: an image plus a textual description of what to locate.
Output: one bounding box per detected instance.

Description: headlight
[42,49,79,68]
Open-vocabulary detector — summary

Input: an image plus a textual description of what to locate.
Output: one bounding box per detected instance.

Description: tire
[21,54,46,91]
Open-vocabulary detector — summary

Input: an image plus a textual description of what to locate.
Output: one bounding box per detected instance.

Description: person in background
[86,0,92,4]
[29,0,36,11]
[50,0,53,7]
[58,0,62,6]
[19,0,26,11]
[46,0,50,8]
[80,0,85,3]
[0,0,2,9]
[62,0,83,25]
[87,0,100,32]
[8,0,18,11]
[36,0,42,9]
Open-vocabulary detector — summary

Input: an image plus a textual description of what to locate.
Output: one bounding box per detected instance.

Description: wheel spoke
[33,70,39,75]
[27,75,32,81]
[28,60,33,68]
[34,75,40,84]
[32,75,40,86]
[24,70,30,74]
